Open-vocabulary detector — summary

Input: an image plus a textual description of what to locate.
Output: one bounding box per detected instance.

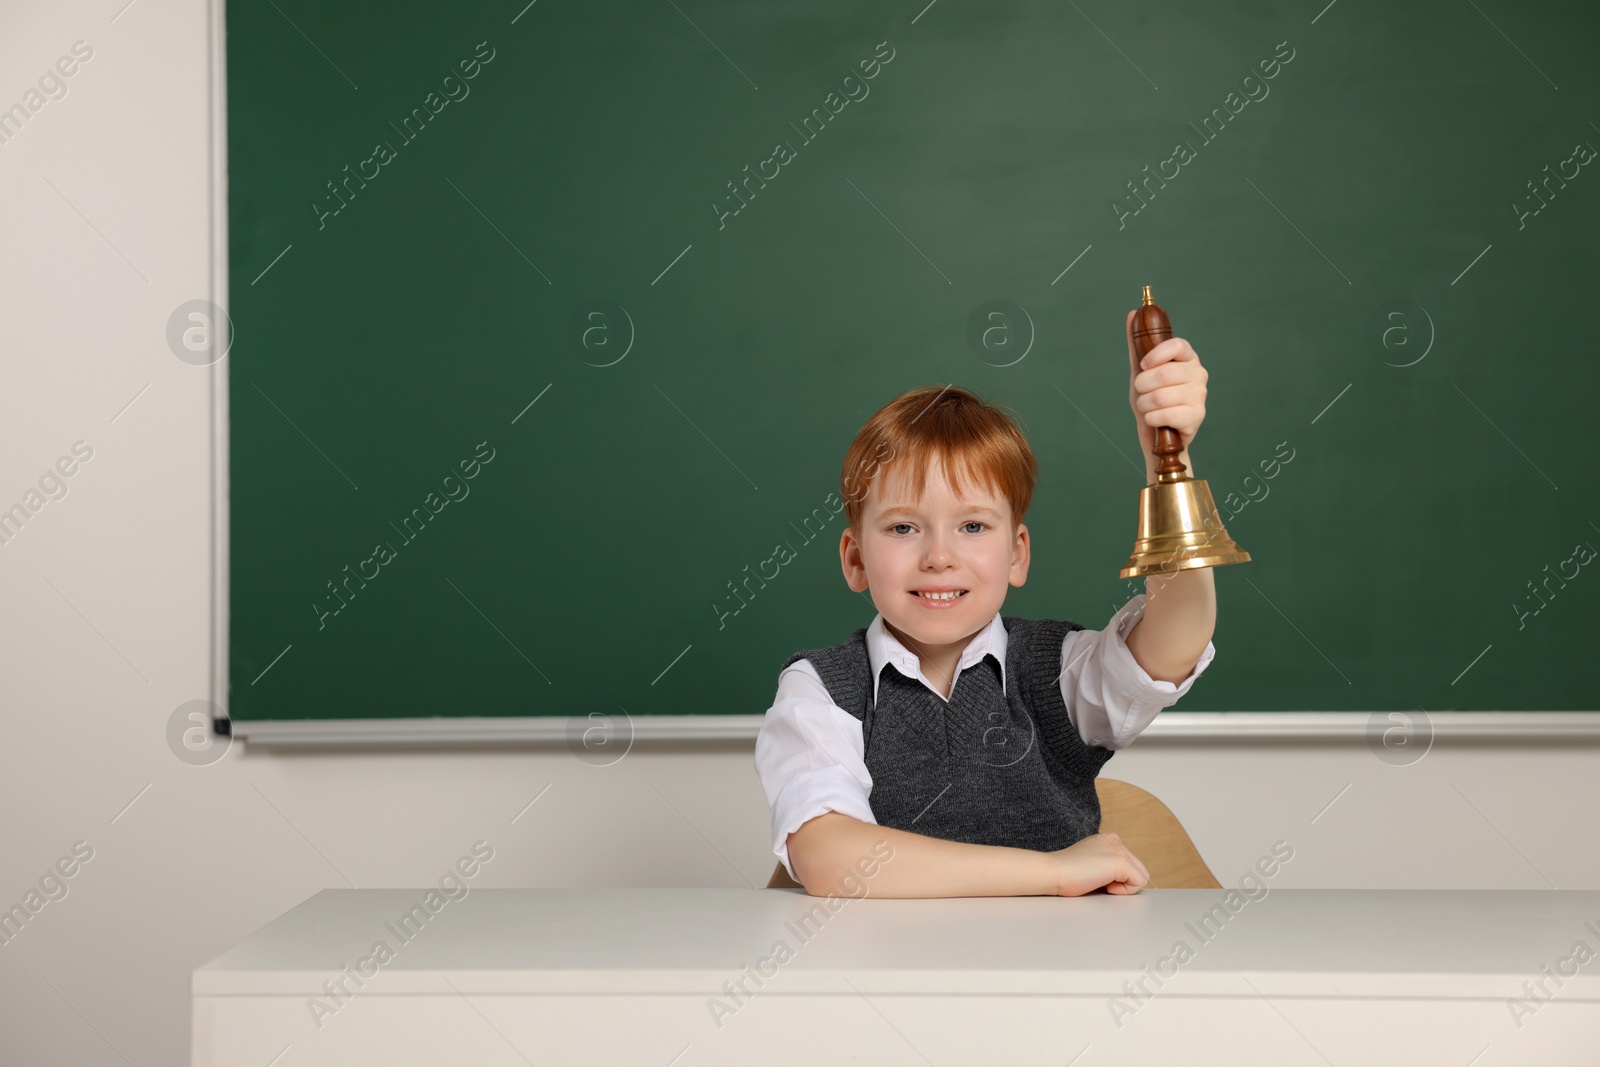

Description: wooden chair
[766,777,1220,890]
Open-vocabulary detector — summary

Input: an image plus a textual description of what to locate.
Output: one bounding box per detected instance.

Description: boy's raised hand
[1126,308,1208,460]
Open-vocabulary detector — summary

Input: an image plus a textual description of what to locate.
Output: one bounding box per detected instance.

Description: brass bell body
[1119,286,1251,579]
[1120,474,1252,578]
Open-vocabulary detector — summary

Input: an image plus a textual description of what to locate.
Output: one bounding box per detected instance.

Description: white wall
[2,2,1596,1064]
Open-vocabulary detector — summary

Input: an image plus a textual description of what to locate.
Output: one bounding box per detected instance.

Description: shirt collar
[865,610,1008,704]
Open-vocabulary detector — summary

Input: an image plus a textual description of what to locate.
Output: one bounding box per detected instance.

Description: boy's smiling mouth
[911,588,968,606]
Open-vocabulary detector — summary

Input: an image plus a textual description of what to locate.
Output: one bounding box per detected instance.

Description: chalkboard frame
[206,0,1600,746]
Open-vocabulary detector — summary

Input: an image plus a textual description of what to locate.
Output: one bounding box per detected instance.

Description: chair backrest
[1093,777,1220,889]
[766,777,1220,890]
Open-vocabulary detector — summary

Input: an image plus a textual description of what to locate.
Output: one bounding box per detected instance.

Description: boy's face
[839,455,1030,654]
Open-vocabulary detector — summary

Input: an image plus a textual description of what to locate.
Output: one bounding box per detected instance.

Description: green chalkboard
[227,0,1600,722]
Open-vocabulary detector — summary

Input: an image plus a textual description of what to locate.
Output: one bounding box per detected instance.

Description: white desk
[193,887,1600,1066]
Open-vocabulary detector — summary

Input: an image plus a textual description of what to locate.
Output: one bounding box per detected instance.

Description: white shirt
[754,593,1216,881]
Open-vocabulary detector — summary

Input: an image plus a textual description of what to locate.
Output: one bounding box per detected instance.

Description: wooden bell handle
[1130,286,1189,482]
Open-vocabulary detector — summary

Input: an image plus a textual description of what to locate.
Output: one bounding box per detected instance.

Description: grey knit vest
[781,615,1113,853]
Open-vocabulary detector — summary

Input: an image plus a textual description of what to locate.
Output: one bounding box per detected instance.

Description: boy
[755,311,1217,898]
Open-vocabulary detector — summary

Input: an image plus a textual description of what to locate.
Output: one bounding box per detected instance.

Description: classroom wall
[2,2,1596,1064]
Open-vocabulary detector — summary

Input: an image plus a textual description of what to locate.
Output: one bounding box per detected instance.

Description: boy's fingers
[1146,398,1203,417]
[1125,853,1149,883]
[1112,839,1151,882]
[1145,406,1202,430]
[1138,337,1195,370]
[1134,383,1201,410]
[1136,357,1206,390]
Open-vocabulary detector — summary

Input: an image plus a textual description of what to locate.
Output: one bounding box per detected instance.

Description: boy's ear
[1009,522,1030,587]
[840,527,869,592]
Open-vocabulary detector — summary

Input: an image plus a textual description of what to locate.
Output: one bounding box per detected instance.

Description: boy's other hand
[1126,308,1208,459]
[1051,830,1151,896]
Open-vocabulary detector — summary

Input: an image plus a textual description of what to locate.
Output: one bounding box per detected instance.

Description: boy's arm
[1125,450,1218,684]
[788,811,1059,899]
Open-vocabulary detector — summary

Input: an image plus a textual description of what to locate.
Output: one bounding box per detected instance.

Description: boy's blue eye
[887,521,988,535]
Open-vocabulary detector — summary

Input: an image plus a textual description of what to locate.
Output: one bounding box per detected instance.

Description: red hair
[840,385,1037,532]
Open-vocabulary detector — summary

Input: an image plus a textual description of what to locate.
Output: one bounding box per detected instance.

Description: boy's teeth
[917,590,966,600]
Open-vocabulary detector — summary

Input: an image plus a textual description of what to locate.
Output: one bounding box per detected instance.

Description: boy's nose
[921,534,956,565]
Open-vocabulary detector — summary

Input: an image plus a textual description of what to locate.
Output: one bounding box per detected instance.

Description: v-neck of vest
[914,652,1000,706]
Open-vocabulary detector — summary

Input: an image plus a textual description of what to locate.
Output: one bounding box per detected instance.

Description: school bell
[1119,286,1252,579]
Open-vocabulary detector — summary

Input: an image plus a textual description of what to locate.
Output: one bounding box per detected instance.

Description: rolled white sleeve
[753,660,877,883]
[1060,593,1216,750]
